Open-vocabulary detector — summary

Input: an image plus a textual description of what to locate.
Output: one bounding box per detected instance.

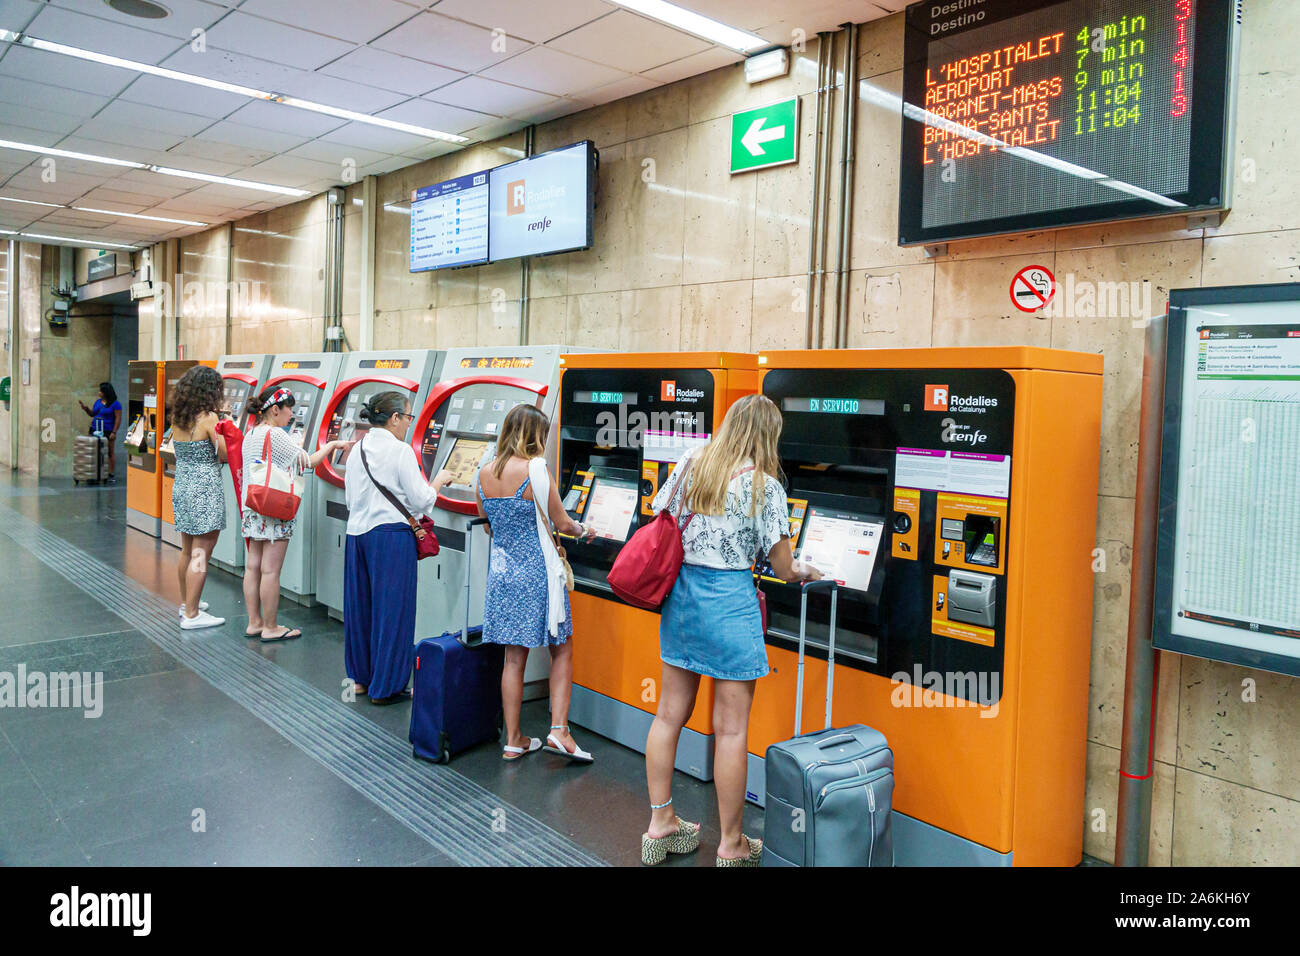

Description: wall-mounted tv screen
[898,0,1238,245]
[409,171,490,272]
[488,140,596,262]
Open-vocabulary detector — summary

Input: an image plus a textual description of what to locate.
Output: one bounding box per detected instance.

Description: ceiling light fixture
[73,206,206,226]
[0,29,470,144]
[16,231,139,249]
[0,139,308,196]
[0,195,206,226]
[605,0,770,52]
[744,47,789,83]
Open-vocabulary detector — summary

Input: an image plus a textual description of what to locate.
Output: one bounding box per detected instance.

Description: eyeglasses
[394,412,414,421]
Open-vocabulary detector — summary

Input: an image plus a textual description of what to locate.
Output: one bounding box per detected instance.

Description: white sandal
[502,737,542,761]
[544,724,594,763]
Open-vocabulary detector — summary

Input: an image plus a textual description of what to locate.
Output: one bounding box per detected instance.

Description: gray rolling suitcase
[762,580,894,867]
[73,434,106,484]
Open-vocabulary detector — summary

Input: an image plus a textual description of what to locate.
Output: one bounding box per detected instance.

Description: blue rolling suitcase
[409,518,504,763]
[762,581,895,867]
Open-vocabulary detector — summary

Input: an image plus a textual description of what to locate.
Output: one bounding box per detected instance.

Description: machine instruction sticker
[643,429,711,463]
[895,447,1010,499]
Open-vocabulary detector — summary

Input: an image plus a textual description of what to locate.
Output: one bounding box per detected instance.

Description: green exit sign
[729,97,799,174]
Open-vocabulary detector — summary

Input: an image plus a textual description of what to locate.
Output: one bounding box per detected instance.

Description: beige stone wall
[16,243,43,474]
[154,6,1298,865]
[0,241,10,469]
[40,296,114,476]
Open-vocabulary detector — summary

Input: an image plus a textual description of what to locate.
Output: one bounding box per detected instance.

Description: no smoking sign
[1010,265,1055,312]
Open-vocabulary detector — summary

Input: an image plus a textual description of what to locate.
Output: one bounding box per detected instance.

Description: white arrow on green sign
[730,97,799,174]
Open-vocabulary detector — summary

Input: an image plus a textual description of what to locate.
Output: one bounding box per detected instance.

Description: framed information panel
[1153,284,1300,676]
[899,0,1240,245]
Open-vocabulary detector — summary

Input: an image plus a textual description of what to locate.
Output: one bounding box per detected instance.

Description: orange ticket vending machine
[560,352,758,780]
[159,360,209,547]
[125,360,163,537]
[749,347,1102,866]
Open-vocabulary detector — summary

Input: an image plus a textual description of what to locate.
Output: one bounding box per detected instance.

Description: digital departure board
[1154,284,1300,678]
[899,0,1238,245]
[575,391,637,405]
[410,172,490,272]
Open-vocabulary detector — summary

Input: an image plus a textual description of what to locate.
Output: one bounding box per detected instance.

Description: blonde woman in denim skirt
[641,394,822,867]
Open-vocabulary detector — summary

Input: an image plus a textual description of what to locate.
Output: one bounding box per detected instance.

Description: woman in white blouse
[641,394,821,867]
[241,386,350,642]
[343,391,453,705]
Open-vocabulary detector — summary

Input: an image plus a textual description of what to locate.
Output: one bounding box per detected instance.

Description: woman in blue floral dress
[476,405,595,761]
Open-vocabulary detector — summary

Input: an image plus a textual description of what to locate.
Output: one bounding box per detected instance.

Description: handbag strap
[359,443,420,533]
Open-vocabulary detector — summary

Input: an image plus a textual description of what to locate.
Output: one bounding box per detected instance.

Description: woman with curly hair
[170,365,228,630]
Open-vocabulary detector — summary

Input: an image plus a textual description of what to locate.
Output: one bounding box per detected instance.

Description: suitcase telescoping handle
[463,517,489,647]
[794,579,838,737]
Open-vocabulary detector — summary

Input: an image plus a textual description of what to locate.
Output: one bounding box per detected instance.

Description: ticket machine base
[126,508,159,538]
[569,685,714,781]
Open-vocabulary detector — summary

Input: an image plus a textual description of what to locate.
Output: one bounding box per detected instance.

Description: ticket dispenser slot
[947,569,997,628]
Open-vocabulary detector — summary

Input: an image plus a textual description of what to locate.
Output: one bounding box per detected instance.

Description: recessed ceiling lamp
[0,195,206,226]
[0,138,309,197]
[606,0,770,52]
[104,0,170,19]
[0,29,470,144]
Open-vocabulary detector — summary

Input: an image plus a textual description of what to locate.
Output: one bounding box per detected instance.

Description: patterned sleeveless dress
[172,440,226,535]
[478,474,572,648]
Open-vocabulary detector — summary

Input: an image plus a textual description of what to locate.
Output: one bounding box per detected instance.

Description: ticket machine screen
[326,385,408,474]
[797,508,886,593]
[581,477,640,542]
[222,379,256,427]
[442,437,490,488]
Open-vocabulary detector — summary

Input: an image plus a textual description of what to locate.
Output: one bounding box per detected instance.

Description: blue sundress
[478,474,572,648]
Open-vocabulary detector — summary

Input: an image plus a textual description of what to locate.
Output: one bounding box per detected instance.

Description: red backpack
[606,454,697,610]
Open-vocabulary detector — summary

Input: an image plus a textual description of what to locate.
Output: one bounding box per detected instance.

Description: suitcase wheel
[437,732,451,764]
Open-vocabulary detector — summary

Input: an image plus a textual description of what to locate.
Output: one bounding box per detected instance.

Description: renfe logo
[661,380,676,401]
[507,179,526,216]
[925,384,949,411]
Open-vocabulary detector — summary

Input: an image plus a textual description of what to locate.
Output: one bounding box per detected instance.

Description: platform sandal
[715,834,763,867]
[640,800,701,865]
[543,724,594,763]
[502,737,542,760]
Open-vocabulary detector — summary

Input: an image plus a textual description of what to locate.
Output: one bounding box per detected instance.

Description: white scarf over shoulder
[527,457,567,638]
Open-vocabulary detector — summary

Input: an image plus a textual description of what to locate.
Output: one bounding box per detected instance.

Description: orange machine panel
[562,353,757,748]
[751,349,1102,865]
[126,362,163,522]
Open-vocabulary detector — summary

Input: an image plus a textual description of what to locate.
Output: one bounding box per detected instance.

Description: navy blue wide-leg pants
[344,522,417,700]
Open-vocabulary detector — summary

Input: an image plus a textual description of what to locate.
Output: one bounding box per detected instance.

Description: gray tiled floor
[0,473,762,867]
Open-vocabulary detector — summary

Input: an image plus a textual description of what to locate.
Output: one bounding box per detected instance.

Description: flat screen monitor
[488,141,595,262]
[442,437,490,488]
[409,171,490,271]
[796,507,886,593]
[898,0,1237,245]
[1154,285,1300,677]
[581,476,639,543]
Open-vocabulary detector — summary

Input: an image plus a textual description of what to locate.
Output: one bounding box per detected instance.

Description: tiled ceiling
[0,0,899,253]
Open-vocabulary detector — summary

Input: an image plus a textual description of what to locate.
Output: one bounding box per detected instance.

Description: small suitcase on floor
[762,580,895,867]
[73,434,106,484]
[409,518,504,763]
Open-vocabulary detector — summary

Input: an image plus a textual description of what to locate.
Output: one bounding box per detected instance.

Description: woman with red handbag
[240,386,351,643]
[640,395,821,867]
[343,392,454,705]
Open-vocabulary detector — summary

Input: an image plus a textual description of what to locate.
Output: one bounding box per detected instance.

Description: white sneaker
[179,610,225,630]
[177,601,210,617]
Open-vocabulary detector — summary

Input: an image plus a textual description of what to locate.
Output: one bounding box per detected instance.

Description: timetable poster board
[797,509,886,593]
[488,141,594,262]
[898,0,1236,245]
[410,172,490,272]
[1154,285,1300,677]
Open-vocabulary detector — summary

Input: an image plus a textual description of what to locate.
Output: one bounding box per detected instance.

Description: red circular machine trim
[262,373,329,393]
[315,375,421,488]
[221,372,259,386]
[410,375,549,516]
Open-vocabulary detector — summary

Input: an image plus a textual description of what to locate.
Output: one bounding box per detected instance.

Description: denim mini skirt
[659,563,770,681]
